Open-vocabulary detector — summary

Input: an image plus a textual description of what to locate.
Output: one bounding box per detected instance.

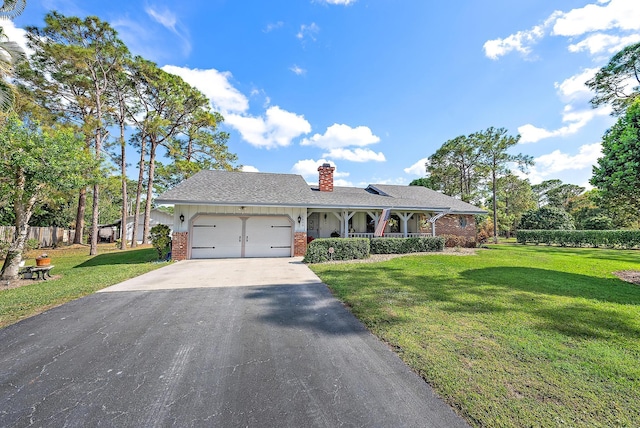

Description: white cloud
[241,165,259,172]
[162,65,249,113]
[365,177,409,186]
[322,148,386,162]
[484,0,640,60]
[291,159,352,185]
[145,6,191,55]
[263,21,284,33]
[518,106,611,143]
[316,0,357,4]
[554,68,599,101]
[290,65,306,75]
[297,23,319,41]
[520,143,602,183]
[162,65,311,149]
[226,106,311,149]
[0,20,31,56]
[291,159,347,177]
[404,157,429,176]
[552,0,640,37]
[146,6,177,30]
[568,33,640,55]
[483,12,561,60]
[300,124,380,149]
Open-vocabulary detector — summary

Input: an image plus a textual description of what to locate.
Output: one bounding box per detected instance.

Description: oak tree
[0,115,91,280]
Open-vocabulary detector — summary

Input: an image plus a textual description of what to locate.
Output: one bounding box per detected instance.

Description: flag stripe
[374,208,391,237]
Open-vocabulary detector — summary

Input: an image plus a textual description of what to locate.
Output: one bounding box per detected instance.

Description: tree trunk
[0,222,29,280]
[492,169,498,244]
[142,141,157,245]
[90,182,100,255]
[1,189,36,281]
[131,137,147,248]
[119,125,127,250]
[73,187,86,244]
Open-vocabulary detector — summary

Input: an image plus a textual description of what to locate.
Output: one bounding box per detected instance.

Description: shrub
[0,239,39,259]
[0,240,9,258]
[149,224,172,259]
[441,234,476,248]
[25,238,40,252]
[303,238,370,263]
[370,237,444,254]
[581,215,614,230]
[516,230,640,248]
[519,206,575,230]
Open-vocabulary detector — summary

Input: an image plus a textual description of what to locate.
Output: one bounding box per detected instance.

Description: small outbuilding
[126,209,174,243]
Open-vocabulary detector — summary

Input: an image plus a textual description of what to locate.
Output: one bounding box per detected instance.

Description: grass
[310,245,640,427]
[0,244,166,329]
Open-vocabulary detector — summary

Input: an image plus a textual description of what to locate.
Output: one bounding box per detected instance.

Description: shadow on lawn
[317,263,640,340]
[73,248,158,268]
[459,267,640,339]
[516,245,640,264]
[460,267,640,306]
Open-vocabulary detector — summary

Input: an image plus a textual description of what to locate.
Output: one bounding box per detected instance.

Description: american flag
[374,208,391,237]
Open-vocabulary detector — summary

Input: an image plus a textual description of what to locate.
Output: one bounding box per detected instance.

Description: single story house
[126,209,174,243]
[156,164,486,260]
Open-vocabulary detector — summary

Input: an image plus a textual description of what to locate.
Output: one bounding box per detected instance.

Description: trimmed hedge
[516,230,640,248]
[303,236,446,263]
[369,236,445,254]
[303,238,370,263]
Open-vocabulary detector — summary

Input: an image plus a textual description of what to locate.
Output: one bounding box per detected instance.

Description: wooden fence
[0,226,76,248]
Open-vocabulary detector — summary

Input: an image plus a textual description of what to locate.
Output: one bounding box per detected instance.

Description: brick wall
[294,232,307,256]
[172,232,188,261]
[317,163,335,192]
[436,215,476,247]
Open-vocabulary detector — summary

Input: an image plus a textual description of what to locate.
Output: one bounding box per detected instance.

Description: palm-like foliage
[0,27,25,110]
[0,0,26,19]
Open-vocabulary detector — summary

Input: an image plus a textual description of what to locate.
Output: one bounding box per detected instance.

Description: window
[459,216,468,228]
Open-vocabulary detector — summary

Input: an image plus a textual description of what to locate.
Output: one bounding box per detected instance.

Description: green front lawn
[0,245,166,328]
[310,245,640,427]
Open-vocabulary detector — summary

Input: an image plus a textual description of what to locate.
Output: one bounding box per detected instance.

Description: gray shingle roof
[156,170,486,214]
[156,170,312,206]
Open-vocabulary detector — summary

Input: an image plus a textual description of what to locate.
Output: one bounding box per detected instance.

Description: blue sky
[4,0,640,189]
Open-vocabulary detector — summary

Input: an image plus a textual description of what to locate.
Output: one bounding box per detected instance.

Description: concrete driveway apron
[0,258,468,427]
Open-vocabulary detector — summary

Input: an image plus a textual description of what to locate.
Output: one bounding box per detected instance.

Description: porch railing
[347,232,433,238]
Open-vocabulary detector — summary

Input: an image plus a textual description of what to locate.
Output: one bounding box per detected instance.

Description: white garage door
[245,216,292,258]
[191,216,242,259]
[190,215,292,259]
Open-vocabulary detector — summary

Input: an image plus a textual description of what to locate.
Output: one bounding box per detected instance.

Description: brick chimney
[318,163,335,192]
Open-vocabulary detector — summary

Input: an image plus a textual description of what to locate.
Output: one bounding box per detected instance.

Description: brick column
[294,232,308,256]
[172,232,188,261]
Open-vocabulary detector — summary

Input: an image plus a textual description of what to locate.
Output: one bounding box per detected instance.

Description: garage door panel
[191,217,242,259]
[245,217,292,258]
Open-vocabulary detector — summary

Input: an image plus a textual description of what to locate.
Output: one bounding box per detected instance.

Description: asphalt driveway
[0,258,468,427]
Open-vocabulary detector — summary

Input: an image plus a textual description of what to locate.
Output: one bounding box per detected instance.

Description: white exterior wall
[173,205,308,234]
[126,210,174,242]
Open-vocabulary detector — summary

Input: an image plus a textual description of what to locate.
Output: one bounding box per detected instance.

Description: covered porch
[306,209,450,239]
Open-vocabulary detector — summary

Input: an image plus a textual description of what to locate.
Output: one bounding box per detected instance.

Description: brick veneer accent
[294,232,307,256]
[317,163,335,192]
[435,214,477,247]
[172,232,188,261]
